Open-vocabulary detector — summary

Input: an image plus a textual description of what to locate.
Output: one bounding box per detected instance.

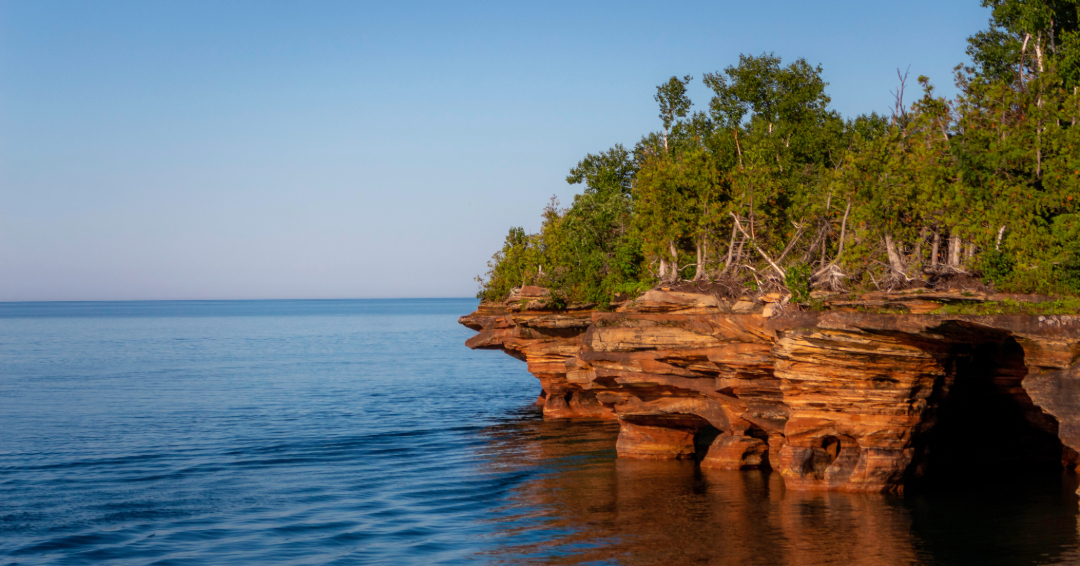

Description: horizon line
[0,297,479,304]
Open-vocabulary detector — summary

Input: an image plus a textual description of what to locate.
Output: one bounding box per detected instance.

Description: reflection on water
[475,412,1080,566]
[3,300,1079,565]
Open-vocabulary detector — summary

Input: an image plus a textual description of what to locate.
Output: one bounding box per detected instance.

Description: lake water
[2,299,1080,565]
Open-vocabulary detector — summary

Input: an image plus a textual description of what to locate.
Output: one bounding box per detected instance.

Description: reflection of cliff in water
[472,411,1080,566]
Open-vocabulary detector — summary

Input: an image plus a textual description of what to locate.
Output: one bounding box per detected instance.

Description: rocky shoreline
[460,286,1080,493]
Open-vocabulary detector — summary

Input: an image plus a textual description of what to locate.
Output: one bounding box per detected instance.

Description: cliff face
[460,287,1080,493]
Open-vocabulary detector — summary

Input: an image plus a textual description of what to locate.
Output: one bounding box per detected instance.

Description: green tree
[967,0,1080,89]
[654,75,694,152]
[476,7,1080,305]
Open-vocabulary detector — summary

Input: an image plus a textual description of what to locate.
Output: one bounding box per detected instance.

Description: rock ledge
[460,290,1080,493]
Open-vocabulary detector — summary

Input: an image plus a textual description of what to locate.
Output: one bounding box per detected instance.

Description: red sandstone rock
[460,289,1080,493]
[616,420,699,459]
[701,433,769,470]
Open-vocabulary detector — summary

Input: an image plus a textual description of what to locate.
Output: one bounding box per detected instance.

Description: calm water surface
[2,299,1079,565]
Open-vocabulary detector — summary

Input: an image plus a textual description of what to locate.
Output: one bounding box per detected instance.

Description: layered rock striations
[461,286,1080,493]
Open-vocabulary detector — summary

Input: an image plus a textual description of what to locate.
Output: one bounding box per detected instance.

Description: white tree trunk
[1020,33,1031,86]
[667,240,679,281]
[1036,32,1045,73]
[931,229,940,268]
[884,233,906,275]
[721,224,738,275]
[948,234,961,266]
[834,200,851,262]
[694,238,706,280]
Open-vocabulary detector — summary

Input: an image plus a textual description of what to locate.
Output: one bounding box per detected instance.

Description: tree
[475,8,1080,305]
[655,75,694,152]
[967,0,1080,89]
[566,144,636,198]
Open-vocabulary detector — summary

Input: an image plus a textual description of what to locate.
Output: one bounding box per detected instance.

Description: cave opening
[912,333,1068,490]
[693,424,722,461]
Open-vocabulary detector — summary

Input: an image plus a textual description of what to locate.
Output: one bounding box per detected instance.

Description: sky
[1,0,993,301]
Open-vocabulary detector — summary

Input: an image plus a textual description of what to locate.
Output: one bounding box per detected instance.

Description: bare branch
[891,66,910,124]
[720,222,738,276]
[835,199,851,260]
[731,212,786,278]
[776,222,806,264]
[813,199,851,277]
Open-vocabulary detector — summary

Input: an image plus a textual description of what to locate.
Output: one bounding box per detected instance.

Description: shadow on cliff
[910,330,1070,490]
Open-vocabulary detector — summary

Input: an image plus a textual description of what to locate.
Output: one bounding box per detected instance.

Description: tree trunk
[694,238,706,281]
[1037,133,1043,178]
[731,234,747,277]
[667,240,679,282]
[834,200,851,262]
[1036,31,1044,74]
[948,234,961,266]
[1020,33,1031,87]
[820,229,828,267]
[721,223,738,276]
[748,192,755,239]
[658,257,668,280]
[931,229,941,268]
[884,233,906,275]
[734,129,744,168]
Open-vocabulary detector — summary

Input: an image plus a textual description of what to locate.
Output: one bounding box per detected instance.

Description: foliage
[784,263,813,303]
[977,249,1016,285]
[967,0,1080,89]
[475,226,538,300]
[477,1,1080,305]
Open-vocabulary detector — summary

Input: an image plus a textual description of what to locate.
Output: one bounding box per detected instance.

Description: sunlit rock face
[460,287,1080,493]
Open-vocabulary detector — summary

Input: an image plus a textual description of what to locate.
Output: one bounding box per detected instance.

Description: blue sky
[1,0,991,300]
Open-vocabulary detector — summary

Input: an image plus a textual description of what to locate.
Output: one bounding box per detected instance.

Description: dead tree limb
[776,222,806,264]
[731,212,786,279]
[720,222,738,276]
[813,200,851,277]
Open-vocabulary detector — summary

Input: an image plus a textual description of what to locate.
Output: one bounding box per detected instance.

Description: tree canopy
[477,0,1080,306]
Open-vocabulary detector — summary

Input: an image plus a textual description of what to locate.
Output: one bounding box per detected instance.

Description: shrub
[977,249,1014,287]
[785,263,812,303]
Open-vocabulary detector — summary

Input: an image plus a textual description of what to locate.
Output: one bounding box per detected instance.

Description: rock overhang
[460,288,1080,493]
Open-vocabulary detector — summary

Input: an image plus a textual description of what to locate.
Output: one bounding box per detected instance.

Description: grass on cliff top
[933,298,1080,316]
[814,294,1080,315]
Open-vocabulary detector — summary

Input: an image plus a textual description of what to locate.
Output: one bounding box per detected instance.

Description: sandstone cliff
[460,286,1080,493]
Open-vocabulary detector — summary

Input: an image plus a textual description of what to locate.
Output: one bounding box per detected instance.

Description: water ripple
[3,300,1080,565]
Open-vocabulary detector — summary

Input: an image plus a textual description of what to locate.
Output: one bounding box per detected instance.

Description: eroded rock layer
[460,287,1080,493]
